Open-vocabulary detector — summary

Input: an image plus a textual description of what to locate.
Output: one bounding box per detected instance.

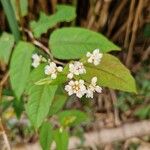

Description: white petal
[95,86,102,93]
[67,73,73,79]
[57,66,63,72]
[93,49,99,55]
[69,80,74,86]
[91,77,97,85]
[76,92,83,98]
[86,52,91,57]
[99,53,103,58]
[51,73,57,79]
[93,60,100,66]
[88,58,93,63]
[86,89,93,98]
[79,79,84,85]
[50,62,56,68]
[32,61,39,68]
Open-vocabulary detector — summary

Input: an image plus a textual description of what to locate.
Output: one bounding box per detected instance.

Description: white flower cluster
[86,49,103,65]
[31,53,63,80]
[65,77,102,98]
[45,62,63,79]
[67,61,86,79]
[65,49,103,98]
[32,53,42,68]
[32,49,103,98]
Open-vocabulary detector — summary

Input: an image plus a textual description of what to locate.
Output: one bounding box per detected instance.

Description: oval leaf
[81,54,136,93]
[10,41,35,99]
[0,32,14,64]
[26,84,57,128]
[49,27,120,59]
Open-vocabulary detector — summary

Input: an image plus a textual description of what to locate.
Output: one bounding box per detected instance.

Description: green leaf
[26,64,47,93]
[10,41,35,99]
[57,110,89,127]
[13,98,24,118]
[135,106,150,119]
[0,32,14,64]
[11,0,28,18]
[26,84,57,128]
[30,5,76,38]
[20,0,28,16]
[39,122,53,150]
[49,94,67,116]
[54,129,69,150]
[1,0,20,42]
[49,27,120,59]
[35,73,67,86]
[81,54,136,93]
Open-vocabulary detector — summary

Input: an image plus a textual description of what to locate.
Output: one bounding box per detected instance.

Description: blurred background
[0,0,150,149]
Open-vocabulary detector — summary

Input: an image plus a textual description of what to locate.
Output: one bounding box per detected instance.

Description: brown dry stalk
[110,90,121,126]
[96,0,112,30]
[0,73,11,150]
[112,20,127,41]
[107,0,127,37]
[87,1,102,29]
[24,28,65,66]
[125,0,144,67]
[124,0,136,49]
[51,0,57,13]
[0,119,11,150]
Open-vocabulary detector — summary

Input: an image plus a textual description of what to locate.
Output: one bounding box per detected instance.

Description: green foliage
[144,23,150,38]
[35,73,67,86]
[26,64,47,93]
[49,94,67,116]
[11,0,28,18]
[30,5,76,38]
[26,84,57,129]
[49,27,120,59]
[39,122,53,150]
[135,106,150,119]
[1,0,20,42]
[10,41,35,99]
[54,129,69,150]
[57,110,89,127]
[81,54,136,93]
[0,32,14,64]
[13,98,24,118]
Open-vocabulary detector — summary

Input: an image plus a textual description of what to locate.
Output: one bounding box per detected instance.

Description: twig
[0,119,11,150]
[0,72,11,150]
[24,28,65,66]
[0,71,9,101]
[125,0,144,67]
[110,90,121,126]
[96,0,112,30]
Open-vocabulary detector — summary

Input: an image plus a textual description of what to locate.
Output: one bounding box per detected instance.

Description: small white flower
[65,80,86,98]
[86,77,102,98]
[86,49,103,66]
[44,62,63,79]
[67,61,86,79]
[32,53,42,68]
